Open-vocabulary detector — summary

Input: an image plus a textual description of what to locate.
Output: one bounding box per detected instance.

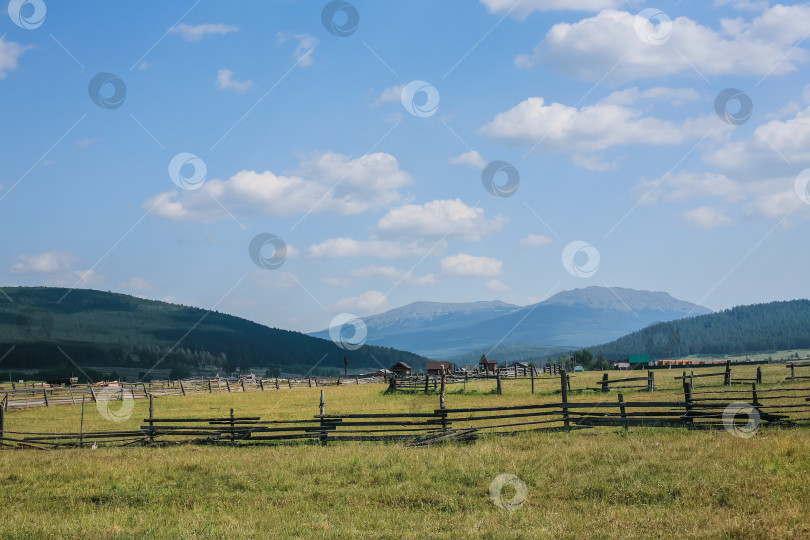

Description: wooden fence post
[790,363,796,381]
[319,390,327,446]
[682,381,693,423]
[230,408,235,444]
[259,379,265,391]
[208,379,213,393]
[0,401,4,445]
[752,383,760,407]
[618,392,628,431]
[179,380,186,396]
[288,379,292,389]
[79,396,85,447]
[148,394,154,443]
[225,380,231,393]
[560,368,570,431]
[531,366,535,394]
[756,366,762,384]
[43,387,49,407]
[690,371,694,388]
[275,378,280,390]
[241,379,246,393]
[496,371,502,395]
[440,367,447,411]
[647,370,655,392]
[724,360,731,386]
[601,372,609,392]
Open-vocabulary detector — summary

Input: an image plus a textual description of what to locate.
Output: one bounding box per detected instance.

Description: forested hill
[587,299,810,360]
[0,287,425,377]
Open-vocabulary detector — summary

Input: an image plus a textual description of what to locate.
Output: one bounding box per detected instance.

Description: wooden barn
[479,354,497,374]
[390,362,412,376]
[425,361,453,375]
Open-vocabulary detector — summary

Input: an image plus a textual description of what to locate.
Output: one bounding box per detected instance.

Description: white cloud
[520,234,553,247]
[277,33,318,67]
[351,265,437,286]
[704,105,810,179]
[371,84,406,107]
[332,290,388,314]
[450,150,487,169]
[599,87,700,107]
[480,0,627,19]
[637,171,745,205]
[146,151,412,222]
[169,23,238,41]
[683,206,732,229]
[121,277,154,292]
[216,69,254,93]
[743,178,809,219]
[377,199,505,241]
[516,6,810,82]
[307,238,446,259]
[10,251,76,274]
[486,279,510,292]
[0,37,30,79]
[439,254,503,277]
[481,92,722,153]
[46,269,105,289]
[571,153,619,171]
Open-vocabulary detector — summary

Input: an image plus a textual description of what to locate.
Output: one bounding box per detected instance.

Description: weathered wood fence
[672,361,762,386]
[3,370,809,450]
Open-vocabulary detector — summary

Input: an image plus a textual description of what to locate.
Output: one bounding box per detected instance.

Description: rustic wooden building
[479,354,497,374]
[390,362,412,376]
[425,361,453,375]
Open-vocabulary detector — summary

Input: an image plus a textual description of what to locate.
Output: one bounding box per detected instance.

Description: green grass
[1,364,808,539]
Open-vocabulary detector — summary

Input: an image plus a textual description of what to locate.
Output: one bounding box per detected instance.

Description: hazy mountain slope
[586,299,810,360]
[0,287,427,376]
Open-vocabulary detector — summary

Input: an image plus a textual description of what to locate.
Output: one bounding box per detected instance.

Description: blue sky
[1,0,810,333]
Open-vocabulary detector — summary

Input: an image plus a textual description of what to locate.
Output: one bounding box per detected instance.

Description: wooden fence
[672,361,762,386]
[786,361,810,381]
[0,375,386,412]
[3,370,809,450]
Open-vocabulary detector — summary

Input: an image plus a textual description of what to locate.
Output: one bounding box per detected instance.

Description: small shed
[426,361,453,375]
[390,362,412,376]
[479,354,497,374]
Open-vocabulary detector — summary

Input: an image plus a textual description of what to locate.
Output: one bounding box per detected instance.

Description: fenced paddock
[3,364,809,450]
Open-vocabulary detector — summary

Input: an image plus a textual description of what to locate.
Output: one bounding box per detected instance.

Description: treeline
[580,299,810,360]
[0,287,426,376]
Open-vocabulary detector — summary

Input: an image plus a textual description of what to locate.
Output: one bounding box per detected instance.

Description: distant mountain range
[311,286,712,358]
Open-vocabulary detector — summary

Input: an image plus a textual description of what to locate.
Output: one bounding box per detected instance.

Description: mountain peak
[540,286,710,314]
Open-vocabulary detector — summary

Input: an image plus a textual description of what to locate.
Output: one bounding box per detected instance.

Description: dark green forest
[0,287,426,380]
[580,299,810,362]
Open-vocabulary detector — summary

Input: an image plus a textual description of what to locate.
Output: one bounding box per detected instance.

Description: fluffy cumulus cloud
[277,33,318,67]
[216,69,254,93]
[704,105,810,179]
[486,279,510,292]
[9,251,103,288]
[331,290,388,313]
[371,84,406,107]
[520,234,553,247]
[480,0,628,19]
[0,37,30,79]
[9,251,77,274]
[169,23,239,41]
[377,199,505,240]
[637,171,745,205]
[439,254,503,277]
[683,206,732,229]
[481,89,722,153]
[307,238,447,259]
[450,150,487,169]
[350,265,437,286]
[146,151,413,222]
[516,6,810,82]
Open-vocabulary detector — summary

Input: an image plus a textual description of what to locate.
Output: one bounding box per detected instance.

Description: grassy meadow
[1,364,809,539]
